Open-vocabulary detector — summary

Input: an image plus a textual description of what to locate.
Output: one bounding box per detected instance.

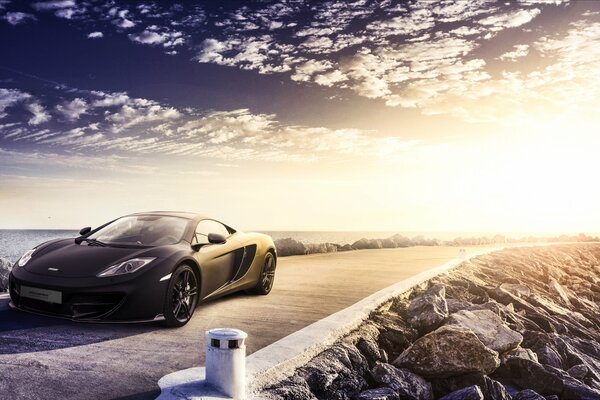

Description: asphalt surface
[0,245,499,400]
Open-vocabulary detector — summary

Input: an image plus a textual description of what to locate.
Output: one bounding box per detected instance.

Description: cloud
[55,98,87,121]
[2,11,36,25]
[499,44,530,61]
[0,88,31,117]
[128,26,185,48]
[26,103,51,125]
[478,9,541,30]
[87,31,103,39]
[106,103,181,132]
[31,0,75,10]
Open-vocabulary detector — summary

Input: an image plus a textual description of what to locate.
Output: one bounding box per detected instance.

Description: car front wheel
[163,264,199,327]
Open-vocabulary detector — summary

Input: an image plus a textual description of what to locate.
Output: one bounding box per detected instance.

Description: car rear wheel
[163,264,199,327]
[247,251,276,295]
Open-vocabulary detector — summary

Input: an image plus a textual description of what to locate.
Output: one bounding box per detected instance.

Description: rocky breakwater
[0,257,11,291]
[264,244,600,399]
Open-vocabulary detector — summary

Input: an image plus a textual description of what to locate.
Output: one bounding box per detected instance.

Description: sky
[1,0,600,233]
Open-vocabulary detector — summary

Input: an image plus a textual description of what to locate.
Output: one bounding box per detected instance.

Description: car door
[192,219,239,298]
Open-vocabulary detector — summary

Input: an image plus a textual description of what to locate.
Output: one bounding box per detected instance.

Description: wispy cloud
[2,11,35,25]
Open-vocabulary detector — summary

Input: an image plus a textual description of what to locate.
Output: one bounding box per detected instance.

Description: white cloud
[479,9,541,30]
[0,88,30,117]
[499,44,530,61]
[31,0,75,10]
[55,98,87,121]
[107,104,181,132]
[129,30,167,45]
[128,27,184,47]
[87,31,103,39]
[3,11,36,25]
[26,103,51,125]
[291,60,333,82]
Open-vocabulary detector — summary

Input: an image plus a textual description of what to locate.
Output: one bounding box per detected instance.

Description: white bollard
[205,328,248,399]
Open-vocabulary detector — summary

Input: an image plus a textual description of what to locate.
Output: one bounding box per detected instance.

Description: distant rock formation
[274,233,599,257]
[264,244,600,400]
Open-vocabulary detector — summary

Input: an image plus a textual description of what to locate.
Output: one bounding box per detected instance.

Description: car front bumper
[8,268,169,323]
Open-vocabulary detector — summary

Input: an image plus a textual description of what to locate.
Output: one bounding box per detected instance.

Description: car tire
[247,251,276,295]
[162,264,199,327]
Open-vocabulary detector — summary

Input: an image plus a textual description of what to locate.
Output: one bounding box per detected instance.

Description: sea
[2,229,590,264]
[0,229,474,263]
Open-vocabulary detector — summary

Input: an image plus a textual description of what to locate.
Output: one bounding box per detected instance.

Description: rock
[388,234,413,247]
[268,375,317,400]
[567,364,588,379]
[548,279,571,306]
[439,385,484,400]
[500,283,531,298]
[512,389,545,399]
[393,325,500,378]
[0,257,11,291]
[446,298,471,314]
[352,238,384,250]
[493,357,563,395]
[446,309,523,353]
[357,336,385,368]
[304,243,338,255]
[431,374,511,400]
[371,362,433,400]
[534,344,563,369]
[357,387,399,400]
[339,244,353,252]
[407,284,448,333]
[299,344,368,398]
[501,347,539,363]
[274,238,306,256]
[381,239,397,249]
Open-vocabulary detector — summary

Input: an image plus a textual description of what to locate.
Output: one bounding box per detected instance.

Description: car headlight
[97,257,156,277]
[17,248,36,267]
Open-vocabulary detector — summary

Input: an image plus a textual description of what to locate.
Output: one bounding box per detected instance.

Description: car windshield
[88,215,190,246]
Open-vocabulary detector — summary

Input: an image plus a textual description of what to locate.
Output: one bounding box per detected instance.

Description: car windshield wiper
[76,238,108,247]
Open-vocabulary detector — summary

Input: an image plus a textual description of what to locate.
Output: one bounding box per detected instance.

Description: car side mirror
[208,232,227,244]
[79,226,91,236]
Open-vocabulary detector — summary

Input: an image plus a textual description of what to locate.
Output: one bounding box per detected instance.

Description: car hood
[23,239,156,278]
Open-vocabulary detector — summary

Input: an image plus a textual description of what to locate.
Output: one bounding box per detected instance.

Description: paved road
[0,245,500,400]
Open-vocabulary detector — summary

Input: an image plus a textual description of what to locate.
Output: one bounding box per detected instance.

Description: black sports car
[8,212,277,327]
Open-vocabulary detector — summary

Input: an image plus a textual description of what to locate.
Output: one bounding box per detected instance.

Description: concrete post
[205,328,248,399]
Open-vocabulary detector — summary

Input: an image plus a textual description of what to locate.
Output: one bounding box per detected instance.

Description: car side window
[193,219,230,245]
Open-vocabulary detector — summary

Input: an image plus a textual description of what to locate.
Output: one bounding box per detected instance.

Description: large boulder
[407,284,448,333]
[352,238,382,250]
[439,385,484,400]
[298,344,368,398]
[445,309,523,353]
[393,325,500,378]
[371,362,433,400]
[0,257,11,291]
[274,238,306,256]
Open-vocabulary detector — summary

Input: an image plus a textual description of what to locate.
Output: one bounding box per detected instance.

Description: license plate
[21,286,62,304]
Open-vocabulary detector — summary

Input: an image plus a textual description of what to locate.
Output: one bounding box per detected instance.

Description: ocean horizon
[1,229,596,264]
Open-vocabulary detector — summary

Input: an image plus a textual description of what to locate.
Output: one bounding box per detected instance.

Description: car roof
[127,211,209,220]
